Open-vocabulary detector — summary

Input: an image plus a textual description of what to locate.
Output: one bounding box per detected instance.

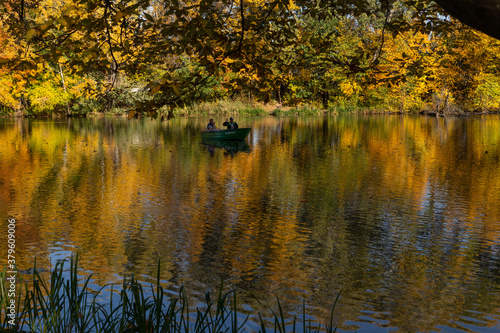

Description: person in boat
[207,119,217,131]
[223,117,239,129]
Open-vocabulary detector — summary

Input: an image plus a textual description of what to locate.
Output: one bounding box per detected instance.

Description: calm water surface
[0,115,499,332]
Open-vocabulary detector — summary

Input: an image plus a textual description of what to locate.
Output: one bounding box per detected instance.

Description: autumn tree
[1,0,499,115]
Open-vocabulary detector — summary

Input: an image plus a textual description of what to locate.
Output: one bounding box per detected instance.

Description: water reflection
[0,115,499,332]
[201,139,251,156]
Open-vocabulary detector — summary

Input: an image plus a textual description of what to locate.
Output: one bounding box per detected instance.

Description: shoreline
[1,107,499,119]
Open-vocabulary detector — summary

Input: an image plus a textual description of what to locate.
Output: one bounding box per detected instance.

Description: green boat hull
[201,127,251,141]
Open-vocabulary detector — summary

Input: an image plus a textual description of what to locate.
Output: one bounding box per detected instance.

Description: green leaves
[171,84,180,96]
[144,12,154,22]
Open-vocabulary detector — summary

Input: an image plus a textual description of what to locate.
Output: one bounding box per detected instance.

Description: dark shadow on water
[202,139,251,156]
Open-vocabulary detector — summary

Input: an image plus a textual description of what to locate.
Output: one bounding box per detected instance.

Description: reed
[271,105,324,116]
[173,100,268,116]
[1,256,339,333]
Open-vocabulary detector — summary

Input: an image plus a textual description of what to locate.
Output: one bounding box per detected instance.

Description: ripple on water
[2,117,500,332]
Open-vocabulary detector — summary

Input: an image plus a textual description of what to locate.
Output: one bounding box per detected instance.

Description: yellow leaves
[115,5,141,24]
[287,0,299,11]
[245,0,269,7]
[115,11,125,22]
[67,75,96,99]
[339,80,360,97]
[0,75,18,109]
[56,17,68,27]
[26,29,37,42]
[472,73,500,109]
[26,21,54,42]
[28,80,71,114]
[40,23,52,31]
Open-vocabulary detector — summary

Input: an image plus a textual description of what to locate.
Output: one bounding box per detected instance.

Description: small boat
[201,127,251,141]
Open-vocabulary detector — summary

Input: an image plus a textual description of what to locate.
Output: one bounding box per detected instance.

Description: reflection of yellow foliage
[1,117,500,307]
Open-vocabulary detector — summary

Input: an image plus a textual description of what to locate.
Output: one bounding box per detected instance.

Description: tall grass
[172,100,268,116]
[1,256,339,332]
[272,105,324,116]
[327,105,358,114]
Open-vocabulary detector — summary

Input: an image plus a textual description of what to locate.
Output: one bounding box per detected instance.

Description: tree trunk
[58,64,71,116]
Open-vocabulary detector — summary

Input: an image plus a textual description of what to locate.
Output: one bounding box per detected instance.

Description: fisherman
[207,119,217,130]
[223,117,239,129]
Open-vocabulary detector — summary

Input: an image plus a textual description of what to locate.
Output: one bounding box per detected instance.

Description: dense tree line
[0,0,500,116]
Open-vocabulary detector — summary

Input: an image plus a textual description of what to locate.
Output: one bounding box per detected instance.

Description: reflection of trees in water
[298,116,500,330]
[0,116,499,330]
[201,140,250,157]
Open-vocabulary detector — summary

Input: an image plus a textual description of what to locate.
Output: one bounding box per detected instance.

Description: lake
[0,115,499,332]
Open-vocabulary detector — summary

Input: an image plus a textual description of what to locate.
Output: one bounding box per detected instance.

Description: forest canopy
[1,0,500,116]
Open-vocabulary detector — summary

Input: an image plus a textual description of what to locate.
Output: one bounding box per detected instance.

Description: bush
[26,81,71,115]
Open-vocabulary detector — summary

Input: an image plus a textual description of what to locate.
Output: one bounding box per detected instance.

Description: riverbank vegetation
[1,257,340,332]
[1,0,500,117]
